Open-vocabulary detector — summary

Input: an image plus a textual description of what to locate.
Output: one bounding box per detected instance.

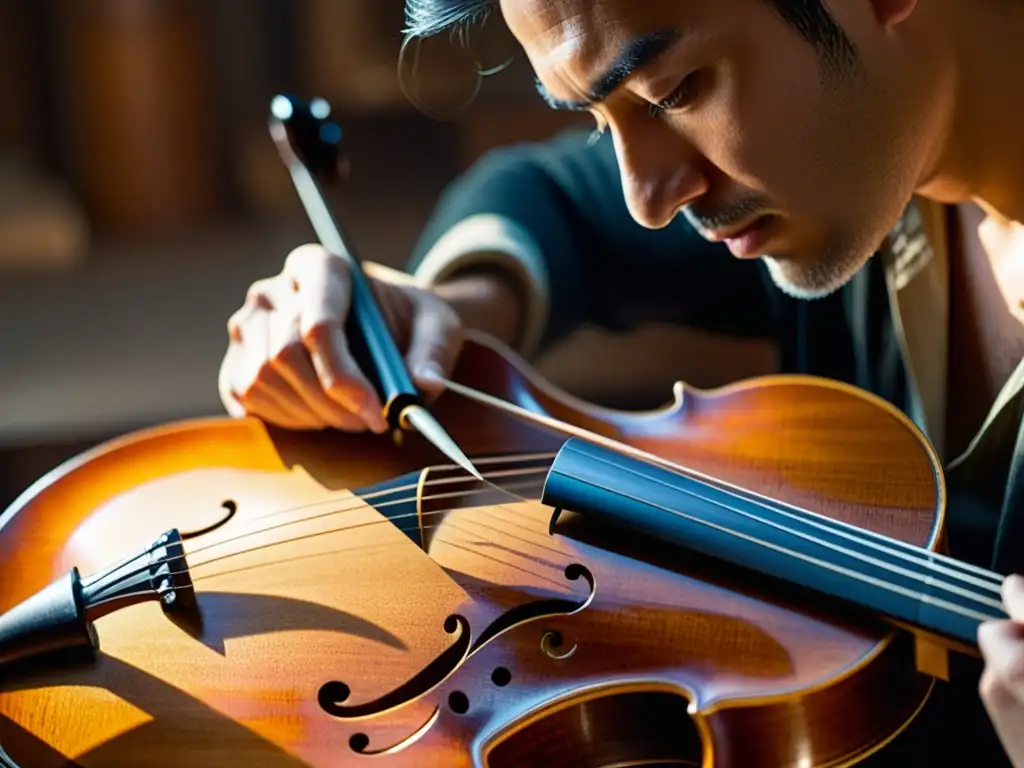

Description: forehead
[500,0,687,61]
[498,0,737,94]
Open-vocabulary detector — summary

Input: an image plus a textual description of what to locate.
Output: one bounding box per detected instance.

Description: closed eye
[649,71,705,118]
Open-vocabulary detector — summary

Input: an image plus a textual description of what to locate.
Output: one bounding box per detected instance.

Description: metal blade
[401,405,483,481]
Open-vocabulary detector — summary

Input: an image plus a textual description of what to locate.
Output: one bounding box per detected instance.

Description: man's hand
[979,573,1024,766]
[218,244,463,433]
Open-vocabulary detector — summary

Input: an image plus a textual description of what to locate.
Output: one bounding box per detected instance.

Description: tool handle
[268,93,419,427]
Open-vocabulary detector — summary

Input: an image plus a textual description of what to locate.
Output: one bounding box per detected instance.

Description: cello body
[0,332,944,767]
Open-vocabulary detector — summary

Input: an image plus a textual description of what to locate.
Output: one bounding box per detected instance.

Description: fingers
[226,277,274,343]
[223,244,459,433]
[404,291,464,401]
[218,345,248,418]
[1005,574,1024,622]
[979,618,1024,766]
[221,262,369,432]
[265,288,369,432]
[223,308,327,430]
[285,246,388,432]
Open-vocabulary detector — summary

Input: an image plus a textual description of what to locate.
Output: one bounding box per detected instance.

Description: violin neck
[541,439,1007,655]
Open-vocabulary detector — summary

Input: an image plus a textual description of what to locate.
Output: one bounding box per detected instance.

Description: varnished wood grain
[0,332,943,767]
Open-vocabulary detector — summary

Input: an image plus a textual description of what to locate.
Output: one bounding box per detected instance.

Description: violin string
[183,479,546,572]
[82,447,1007,627]
[85,500,574,612]
[190,508,569,587]
[696,474,1005,589]
[427,527,574,589]
[200,531,568,589]
[570,447,1004,597]
[85,465,551,598]
[557,466,1006,625]
[90,450,1006,624]
[180,466,548,562]
[243,452,560,527]
[99,395,1000,608]
[85,452,1009,634]
[443,377,1006,588]
[187,453,1001,611]
[575,448,1006,608]
[88,473,1006,632]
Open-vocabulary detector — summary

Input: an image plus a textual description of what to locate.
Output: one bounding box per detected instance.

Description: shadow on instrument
[0,332,947,767]
[0,654,313,768]
[0,447,813,768]
[485,688,705,767]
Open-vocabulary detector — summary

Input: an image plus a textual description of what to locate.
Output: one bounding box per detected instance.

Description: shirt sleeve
[406,128,782,358]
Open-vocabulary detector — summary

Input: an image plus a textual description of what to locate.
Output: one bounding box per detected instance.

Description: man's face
[499,0,952,299]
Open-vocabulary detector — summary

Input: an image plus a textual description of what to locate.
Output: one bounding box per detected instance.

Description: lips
[706,215,776,259]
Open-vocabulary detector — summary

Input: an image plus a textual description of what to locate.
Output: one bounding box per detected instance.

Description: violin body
[0,331,944,767]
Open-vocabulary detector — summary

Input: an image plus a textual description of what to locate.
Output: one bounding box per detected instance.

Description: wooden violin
[0,97,1008,768]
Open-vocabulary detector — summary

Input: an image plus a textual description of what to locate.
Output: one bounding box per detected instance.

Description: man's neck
[915,1,1024,225]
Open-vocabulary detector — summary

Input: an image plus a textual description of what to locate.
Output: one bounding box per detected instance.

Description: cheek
[686,46,843,204]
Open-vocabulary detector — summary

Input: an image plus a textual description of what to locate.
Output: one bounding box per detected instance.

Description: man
[218,0,1024,763]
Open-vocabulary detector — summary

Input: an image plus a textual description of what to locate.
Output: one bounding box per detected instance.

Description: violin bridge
[913,633,950,681]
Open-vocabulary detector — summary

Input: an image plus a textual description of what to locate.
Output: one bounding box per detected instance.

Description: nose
[612,120,709,230]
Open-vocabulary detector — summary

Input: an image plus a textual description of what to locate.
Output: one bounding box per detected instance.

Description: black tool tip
[268,93,347,179]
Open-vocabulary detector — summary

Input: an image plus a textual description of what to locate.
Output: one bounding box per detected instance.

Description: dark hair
[403,0,857,74]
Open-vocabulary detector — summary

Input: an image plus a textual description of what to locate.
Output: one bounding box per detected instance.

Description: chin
[763,247,872,301]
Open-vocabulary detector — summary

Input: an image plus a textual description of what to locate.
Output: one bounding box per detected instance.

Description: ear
[867,0,918,27]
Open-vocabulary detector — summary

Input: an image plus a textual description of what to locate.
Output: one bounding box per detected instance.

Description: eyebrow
[535,29,684,111]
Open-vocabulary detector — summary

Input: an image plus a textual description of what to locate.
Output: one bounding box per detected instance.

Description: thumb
[405,293,463,401]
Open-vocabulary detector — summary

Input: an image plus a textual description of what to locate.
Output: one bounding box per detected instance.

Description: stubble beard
[760,230,880,300]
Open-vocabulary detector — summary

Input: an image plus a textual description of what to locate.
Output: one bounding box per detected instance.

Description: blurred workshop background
[0,0,775,510]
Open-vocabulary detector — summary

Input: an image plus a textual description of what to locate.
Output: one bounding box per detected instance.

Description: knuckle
[228,300,256,323]
[227,306,263,342]
[245,277,275,304]
[226,313,243,339]
[284,243,331,275]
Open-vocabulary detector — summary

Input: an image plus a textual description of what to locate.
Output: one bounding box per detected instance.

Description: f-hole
[180,500,238,540]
